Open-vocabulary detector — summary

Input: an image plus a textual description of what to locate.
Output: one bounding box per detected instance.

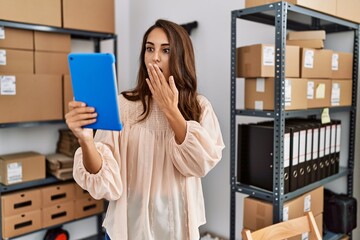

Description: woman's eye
[146,47,154,52]
[163,48,170,54]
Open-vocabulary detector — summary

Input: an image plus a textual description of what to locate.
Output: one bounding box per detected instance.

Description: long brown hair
[122,19,201,122]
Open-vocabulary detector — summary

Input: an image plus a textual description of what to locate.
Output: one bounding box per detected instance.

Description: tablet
[68,53,122,131]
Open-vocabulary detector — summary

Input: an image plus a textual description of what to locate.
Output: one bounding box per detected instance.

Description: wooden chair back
[241,211,322,240]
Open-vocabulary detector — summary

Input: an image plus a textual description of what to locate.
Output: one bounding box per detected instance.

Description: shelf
[0,175,72,194]
[235,167,349,201]
[0,20,116,39]
[0,120,65,129]
[234,2,359,32]
[236,106,354,118]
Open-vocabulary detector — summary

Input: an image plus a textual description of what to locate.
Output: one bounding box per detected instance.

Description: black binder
[237,122,290,193]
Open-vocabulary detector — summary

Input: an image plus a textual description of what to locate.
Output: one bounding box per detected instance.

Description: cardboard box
[2,209,42,239]
[34,52,69,74]
[245,78,307,110]
[336,0,360,23]
[331,80,352,107]
[0,152,45,185]
[287,30,326,40]
[243,186,324,230]
[0,49,34,74]
[34,31,71,53]
[287,39,324,49]
[0,27,34,50]
[0,74,63,123]
[41,183,75,207]
[301,48,333,78]
[1,188,41,217]
[245,0,336,16]
[0,0,61,27]
[245,214,323,240]
[237,44,300,78]
[42,201,74,228]
[307,79,331,108]
[332,52,353,79]
[74,183,90,199]
[62,0,115,33]
[74,198,104,219]
[63,75,74,115]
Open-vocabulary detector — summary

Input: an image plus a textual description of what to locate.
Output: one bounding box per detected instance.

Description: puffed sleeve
[73,130,123,201]
[169,96,225,177]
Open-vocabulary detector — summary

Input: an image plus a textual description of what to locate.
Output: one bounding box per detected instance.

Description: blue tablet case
[68,53,122,131]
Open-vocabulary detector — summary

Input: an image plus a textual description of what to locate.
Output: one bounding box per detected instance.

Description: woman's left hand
[146,63,179,114]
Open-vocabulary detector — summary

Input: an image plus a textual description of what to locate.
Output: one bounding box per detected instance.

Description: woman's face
[144,27,171,81]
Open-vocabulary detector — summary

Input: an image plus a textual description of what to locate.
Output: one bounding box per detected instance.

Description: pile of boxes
[245,0,360,24]
[0,0,115,33]
[0,0,115,124]
[237,30,353,111]
[1,182,104,239]
[243,186,324,239]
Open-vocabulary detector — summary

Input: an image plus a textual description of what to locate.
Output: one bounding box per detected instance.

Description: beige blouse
[73,94,225,240]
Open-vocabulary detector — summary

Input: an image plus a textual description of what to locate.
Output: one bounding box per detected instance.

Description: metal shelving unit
[0,19,116,239]
[230,2,359,240]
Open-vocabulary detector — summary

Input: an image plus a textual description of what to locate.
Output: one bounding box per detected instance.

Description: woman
[65,19,224,240]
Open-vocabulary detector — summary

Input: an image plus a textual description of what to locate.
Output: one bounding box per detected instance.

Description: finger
[153,64,166,84]
[147,63,155,82]
[169,76,178,95]
[148,63,161,87]
[69,100,86,109]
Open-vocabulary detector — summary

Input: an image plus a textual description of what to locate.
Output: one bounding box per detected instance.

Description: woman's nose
[153,51,160,62]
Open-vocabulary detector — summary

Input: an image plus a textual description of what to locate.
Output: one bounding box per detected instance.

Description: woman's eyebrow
[146,41,170,47]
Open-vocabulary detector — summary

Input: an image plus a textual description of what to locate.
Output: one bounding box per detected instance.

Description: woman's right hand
[65,101,97,143]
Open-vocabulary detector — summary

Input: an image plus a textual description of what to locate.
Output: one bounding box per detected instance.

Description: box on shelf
[331,80,352,107]
[0,74,63,123]
[0,0,61,27]
[75,197,104,219]
[243,186,324,231]
[307,79,331,108]
[62,0,115,33]
[237,44,300,78]
[336,0,360,23]
[41,183,75,207]
[0,49,34,74]
[245,77,307,110]
[34,32,71,53]
[301,48,333,78]
[1,188,41,217]
[2,209,42,239]
[34,52,69,75]
[332,52,353,79]
[245,0,336,16]
[287,30,326,41]
[286,39,324,49]
[0,152,45,185]
[63,75,74,115]
[0,27,34,50]
[42,201,75,228]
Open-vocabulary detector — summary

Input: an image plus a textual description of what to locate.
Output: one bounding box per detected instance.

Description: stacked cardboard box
[287,30,325,49]
[73,184,104,219]
[243,186,324,239]
[0,27,68,124]
[46,153,74,180]
[245,0,360,24]
[237,38,353,110]
[0,152,45,185]
[56,129,80,157]
[1,188,42,238]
